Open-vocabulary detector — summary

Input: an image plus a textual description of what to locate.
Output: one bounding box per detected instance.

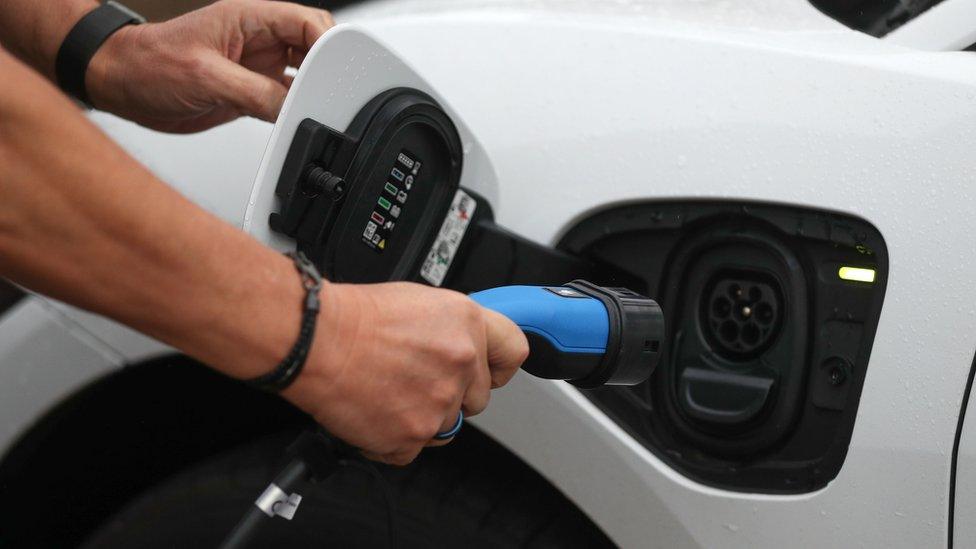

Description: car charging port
[559,201,889,493]
[702,271,783,360]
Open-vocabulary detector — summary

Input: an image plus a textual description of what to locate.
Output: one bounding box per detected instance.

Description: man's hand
[282,282,529,466]
[86,0,334,133]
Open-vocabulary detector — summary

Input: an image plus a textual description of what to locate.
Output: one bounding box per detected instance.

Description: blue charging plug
[470,280,665,388]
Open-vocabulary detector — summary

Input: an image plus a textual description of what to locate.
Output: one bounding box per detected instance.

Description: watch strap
[56,1,146,106]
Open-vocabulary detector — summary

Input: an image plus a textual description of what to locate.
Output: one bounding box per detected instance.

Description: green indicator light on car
[378,197,392,210]
[838,266,875,283]
[384,182,398,195]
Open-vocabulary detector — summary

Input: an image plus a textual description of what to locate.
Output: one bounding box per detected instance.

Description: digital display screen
[361,150,421,253]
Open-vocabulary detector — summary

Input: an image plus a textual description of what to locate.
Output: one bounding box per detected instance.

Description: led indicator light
[377,197,392,211]
[391,168,405,182]
[838,266,875,283]
[384,182,398,195]
[371,212,385,225]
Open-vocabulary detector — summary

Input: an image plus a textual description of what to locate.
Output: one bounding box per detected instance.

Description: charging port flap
[242,26,595,292]
[243,27,500,264]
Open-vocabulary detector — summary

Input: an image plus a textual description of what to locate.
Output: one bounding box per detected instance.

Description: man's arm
[0,46,528,465]
[0,44,298,379]
[0,0,97,80]
[0,0,334,132]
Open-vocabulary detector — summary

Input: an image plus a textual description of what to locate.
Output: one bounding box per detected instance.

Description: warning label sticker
[420,190,476,287]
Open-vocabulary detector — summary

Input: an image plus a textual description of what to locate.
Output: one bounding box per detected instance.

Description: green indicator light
[384,182,398,195]
[377,197,392,210]
[838,266,875,283]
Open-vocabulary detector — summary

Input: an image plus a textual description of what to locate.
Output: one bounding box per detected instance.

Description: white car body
[3,0,976,546]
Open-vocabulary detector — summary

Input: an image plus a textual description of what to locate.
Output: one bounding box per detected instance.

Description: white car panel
[885,0,976,51]
[338,0,843,33]
[952,370,976,547]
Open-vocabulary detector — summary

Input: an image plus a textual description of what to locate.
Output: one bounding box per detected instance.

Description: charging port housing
[559,201,888,493]
[270,88,464,283]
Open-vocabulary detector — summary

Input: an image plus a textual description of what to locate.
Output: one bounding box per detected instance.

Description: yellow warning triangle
[378,239,386,250]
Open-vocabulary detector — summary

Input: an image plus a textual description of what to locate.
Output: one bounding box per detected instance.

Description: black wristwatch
[55,1,146,107]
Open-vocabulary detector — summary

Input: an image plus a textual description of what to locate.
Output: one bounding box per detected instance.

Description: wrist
[219,253,316,380]
[162,249,307,384]
[34,0,100,79]
[242,252,325,392]
[280,282,369,414]
[85,23,142,112]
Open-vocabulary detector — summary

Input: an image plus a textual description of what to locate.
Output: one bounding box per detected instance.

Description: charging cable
[218,430,397,549]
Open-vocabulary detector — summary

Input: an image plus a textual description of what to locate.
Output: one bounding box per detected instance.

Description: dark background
[127,0,361,21]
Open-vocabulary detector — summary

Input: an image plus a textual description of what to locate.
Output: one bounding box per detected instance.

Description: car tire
[82,430,613,549]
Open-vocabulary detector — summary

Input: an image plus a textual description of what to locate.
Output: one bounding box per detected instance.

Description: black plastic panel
[559,201,888,493]
[270,88,463,284]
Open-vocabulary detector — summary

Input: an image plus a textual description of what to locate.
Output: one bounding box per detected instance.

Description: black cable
[218,429,399,549]
[218,458,310,549]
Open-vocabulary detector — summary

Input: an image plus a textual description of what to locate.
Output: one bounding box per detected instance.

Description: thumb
[483,308,529,388]
[205,56,288,123]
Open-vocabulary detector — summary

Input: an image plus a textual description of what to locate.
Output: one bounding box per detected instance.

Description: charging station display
[362,150,422,253]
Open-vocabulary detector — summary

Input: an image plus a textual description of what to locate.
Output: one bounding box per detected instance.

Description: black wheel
[82,429,614,549]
